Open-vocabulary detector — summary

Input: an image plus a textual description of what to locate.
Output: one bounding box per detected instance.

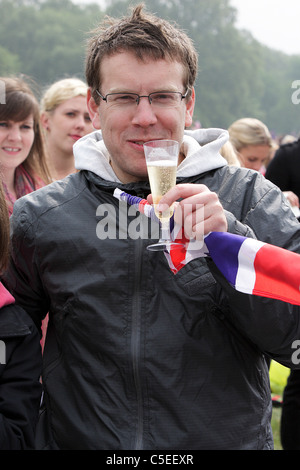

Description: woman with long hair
[0,76,51,215]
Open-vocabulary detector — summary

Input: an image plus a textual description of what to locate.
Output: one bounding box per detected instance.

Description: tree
[0,0,104,85]
[0,46,21,75]
[0,0,299,134]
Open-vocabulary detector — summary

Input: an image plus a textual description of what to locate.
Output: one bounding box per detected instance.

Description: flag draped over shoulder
[114,189,300,306]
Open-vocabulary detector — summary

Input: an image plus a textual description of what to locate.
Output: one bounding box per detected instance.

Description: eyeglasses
[95,90,188,108]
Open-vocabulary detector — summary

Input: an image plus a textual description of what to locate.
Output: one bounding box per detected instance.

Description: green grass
[271,406,282,450]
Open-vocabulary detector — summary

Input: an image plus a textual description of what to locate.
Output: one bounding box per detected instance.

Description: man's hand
[147,184,228,240]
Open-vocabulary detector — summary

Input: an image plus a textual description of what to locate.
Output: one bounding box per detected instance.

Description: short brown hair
[85,4,198,103]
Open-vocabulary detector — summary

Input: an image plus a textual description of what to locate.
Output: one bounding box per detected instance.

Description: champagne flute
[144,139,182,251]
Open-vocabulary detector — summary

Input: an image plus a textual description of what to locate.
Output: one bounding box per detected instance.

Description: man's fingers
[156,184,208,210]
[147,183,228,236]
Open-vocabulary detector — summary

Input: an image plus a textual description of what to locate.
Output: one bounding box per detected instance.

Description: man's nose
[131,98,158,127]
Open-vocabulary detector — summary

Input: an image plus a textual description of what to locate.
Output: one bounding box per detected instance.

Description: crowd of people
[1,3,300,450]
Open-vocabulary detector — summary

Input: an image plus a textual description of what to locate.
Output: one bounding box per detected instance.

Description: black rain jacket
[0,286,42,449]
[4,164,300,450]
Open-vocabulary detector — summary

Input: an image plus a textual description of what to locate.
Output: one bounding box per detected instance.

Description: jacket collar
[73,128,228,183]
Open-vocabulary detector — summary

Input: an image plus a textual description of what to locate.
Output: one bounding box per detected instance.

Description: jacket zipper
[131,237,144,449]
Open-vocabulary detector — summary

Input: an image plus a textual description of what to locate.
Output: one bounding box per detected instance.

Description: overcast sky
[74,0,300,56]
[231,0,300,55]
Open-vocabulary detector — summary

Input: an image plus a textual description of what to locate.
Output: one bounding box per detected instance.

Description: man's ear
[185,87,196,129]
[87,89,101,129]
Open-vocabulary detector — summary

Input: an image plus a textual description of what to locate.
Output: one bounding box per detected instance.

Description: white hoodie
[73,128,229,182]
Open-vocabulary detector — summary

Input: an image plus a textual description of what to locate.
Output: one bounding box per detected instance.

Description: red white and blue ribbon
[114,188,158,221]
[114,188,300,305]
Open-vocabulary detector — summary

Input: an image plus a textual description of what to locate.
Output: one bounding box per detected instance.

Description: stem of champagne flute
[160,219,171,242]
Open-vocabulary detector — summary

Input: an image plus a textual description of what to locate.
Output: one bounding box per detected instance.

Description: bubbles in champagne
[147,160,177,221]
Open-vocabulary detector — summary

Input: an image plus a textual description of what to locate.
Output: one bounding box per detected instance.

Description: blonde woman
[0,76,51,216]
[220,141,240,167]
[40,78,94,180]
[229,118,299,208]
[228,118,273,173]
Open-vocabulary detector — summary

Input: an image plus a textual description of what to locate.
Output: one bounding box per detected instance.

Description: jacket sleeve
[216,177,300,368]
[2,203,50,334]
[207,259,300,369]
[178,170,300,368]
[0,306,42,449]
[221,170,300,249]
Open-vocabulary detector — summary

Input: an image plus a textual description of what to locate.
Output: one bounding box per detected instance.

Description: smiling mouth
[130,140,158,146]
[2,147,21,153]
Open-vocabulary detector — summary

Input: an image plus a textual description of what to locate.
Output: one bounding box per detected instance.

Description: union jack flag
[114,189,300,306]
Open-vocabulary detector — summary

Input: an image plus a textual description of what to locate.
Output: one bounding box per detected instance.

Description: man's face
[88,51,195,183]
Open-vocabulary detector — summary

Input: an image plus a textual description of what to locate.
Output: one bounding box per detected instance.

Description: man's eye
[152,93,177,104]
[116,94,136,102]
[155,93,170,99]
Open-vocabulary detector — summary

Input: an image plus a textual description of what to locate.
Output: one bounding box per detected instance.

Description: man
[4,4,300,450]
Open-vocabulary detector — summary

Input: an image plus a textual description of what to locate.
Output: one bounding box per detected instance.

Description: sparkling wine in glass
[144,139,182,251]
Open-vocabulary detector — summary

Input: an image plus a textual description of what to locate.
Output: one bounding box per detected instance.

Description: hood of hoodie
[73,128,228,183]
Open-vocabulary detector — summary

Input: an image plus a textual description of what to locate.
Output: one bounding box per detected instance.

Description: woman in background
[228,117,299,209]
[228,117,273,173]
[220,141,240,166]
[40,78,94,180]
[0,76,51,215]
